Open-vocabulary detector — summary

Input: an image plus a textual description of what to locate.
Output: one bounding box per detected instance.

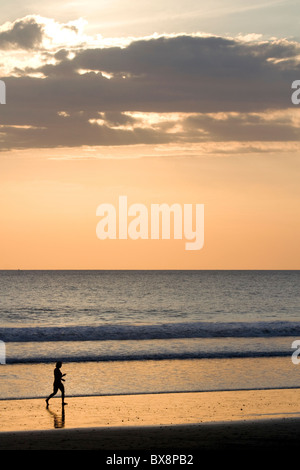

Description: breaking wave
[1,321,300,342]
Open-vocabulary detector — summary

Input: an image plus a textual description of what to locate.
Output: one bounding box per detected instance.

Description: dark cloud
[23,35,300,111]
[1,33,300,150]
[0,113,173,150]
[0,17,43,50]
[183,113,300,142]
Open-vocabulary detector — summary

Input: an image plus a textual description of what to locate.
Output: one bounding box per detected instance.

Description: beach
[1,388,300,452]
[1,271,299,455]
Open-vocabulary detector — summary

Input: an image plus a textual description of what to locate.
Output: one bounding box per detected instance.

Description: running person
[46,361,67,406]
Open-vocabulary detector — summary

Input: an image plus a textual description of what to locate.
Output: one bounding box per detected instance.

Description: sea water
[0,270,299,399]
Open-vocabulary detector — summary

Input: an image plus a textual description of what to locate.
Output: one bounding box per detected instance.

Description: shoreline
[2,383,300,401]
[1,388,300,451]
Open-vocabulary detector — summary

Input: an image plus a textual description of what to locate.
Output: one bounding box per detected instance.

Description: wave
[1,321,300,343]
[5,350,291,364]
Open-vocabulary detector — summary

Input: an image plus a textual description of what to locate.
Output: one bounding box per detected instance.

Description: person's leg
[46,385,58,405]
[59,383,67,405]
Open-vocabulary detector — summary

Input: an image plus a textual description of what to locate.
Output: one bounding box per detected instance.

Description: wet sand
[1,388,300,451]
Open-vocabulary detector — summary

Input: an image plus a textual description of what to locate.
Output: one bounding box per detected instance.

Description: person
[46,361,67,407]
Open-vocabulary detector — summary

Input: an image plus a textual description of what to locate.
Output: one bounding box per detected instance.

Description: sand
[1,388,300,452]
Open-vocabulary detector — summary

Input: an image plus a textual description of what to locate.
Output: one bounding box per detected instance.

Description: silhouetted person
[46,361,67,407]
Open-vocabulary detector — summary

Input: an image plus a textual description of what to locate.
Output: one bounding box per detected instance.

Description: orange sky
[0,146,299,269]
[0,9,300,269]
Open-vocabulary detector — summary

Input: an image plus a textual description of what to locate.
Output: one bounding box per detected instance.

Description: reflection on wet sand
[46,404,66,428]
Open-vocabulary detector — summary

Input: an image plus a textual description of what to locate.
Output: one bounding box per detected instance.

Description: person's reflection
[46,403,66,428]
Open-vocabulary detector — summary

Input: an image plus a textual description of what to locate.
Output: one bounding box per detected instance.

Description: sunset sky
[0,0,299,269]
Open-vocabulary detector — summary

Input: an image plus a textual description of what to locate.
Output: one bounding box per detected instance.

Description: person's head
[56,361,62,369]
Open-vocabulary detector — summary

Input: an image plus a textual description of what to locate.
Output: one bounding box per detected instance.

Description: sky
[0,0,299,269]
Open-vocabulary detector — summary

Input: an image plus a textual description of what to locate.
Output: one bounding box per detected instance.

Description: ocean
[0,270,299,400]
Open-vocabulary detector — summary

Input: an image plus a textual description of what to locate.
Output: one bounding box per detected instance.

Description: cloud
[0,17,43,49]
[183,111,300,142]
[1,25,300,151]
[0,15,93,55]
